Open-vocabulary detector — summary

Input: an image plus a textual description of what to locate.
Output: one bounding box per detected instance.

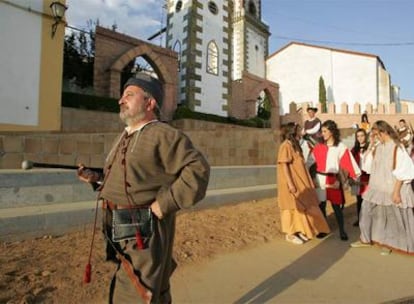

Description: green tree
[63,32,80,81]
[257,95,271,120]
[319,76,327,113]
[63,19,98,88]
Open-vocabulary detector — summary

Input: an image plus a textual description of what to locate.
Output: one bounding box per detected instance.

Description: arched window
[175,0,182,13]
[173,40,181,59]
[248,0,257,16]
[173,40,182,71]
[207,41,219,75]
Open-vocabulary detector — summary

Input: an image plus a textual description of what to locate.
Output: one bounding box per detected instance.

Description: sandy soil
[0,196,353,304]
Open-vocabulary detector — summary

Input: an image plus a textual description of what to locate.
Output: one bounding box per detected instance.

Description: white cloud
[65,0,166,41]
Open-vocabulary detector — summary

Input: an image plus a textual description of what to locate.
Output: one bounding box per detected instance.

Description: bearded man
[78,72,210,303]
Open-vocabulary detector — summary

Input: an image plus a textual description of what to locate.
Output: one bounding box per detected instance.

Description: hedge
[62,92,119,112]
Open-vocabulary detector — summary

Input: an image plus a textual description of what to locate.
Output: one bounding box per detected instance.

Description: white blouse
[362,144,414,182]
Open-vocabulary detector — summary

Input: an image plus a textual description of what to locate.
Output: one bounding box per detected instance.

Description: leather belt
[102,200,130,210]
[316,171,336,177]
[102,200,151,210]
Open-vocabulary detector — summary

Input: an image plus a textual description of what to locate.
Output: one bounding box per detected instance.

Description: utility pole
[148,0,168,46]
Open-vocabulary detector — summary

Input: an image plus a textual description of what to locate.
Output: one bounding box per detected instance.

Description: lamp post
[50,1,68,38]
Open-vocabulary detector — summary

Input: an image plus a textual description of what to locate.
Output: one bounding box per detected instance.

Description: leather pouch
[111,208,153,243]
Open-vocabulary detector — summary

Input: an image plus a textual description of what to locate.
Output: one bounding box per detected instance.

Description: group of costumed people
[74,70,413,303]
[277,106,414,256]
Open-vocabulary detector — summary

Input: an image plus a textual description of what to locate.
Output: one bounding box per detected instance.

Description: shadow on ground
[234,204,355,304]
[381,297,414,304]
[234,201,414,304]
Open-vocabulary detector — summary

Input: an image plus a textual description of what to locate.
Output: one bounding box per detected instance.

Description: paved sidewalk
[171,226,414,304]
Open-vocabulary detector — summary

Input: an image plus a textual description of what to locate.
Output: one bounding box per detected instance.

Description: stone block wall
[183,128,278,166]
[0,133,117,169]
[282,102,414,128]
[61,108,124,133]
[0,117,278,169]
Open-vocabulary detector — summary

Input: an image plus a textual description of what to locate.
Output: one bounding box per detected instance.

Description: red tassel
[83,263,92,283]
[136,231,144,250]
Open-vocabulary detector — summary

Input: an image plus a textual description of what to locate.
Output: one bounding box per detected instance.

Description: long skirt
[359,200,414,255]
[280,205,330,239]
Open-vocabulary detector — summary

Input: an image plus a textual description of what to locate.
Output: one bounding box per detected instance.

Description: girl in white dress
[351,120,414,255]
[350,129,370,227]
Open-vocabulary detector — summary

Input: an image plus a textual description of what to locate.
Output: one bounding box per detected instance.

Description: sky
[66,0,414,100]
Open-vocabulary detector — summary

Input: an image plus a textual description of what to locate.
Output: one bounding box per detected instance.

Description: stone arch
[94,26,178,121]
[230,71,280,129]
[251,83,280,129]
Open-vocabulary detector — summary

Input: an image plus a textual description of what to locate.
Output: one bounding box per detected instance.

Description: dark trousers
[319,201,346,235]
[356,195,363,221]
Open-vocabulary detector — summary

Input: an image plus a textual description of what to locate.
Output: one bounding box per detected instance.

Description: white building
[167,0,230,116]
[0,0,66,131]
[266,42,393,114]
[166,0,269,116]
[401,99,414,113]
[231,0,268,80]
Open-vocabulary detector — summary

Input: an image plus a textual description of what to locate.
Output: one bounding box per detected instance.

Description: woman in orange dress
[360,112,370,133]
[277,122,330,244]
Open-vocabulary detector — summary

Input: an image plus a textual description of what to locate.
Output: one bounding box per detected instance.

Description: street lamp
[50,1,68,38]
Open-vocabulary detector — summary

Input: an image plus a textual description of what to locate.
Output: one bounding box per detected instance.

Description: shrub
[62,94,270,129]
[173,106,270,128]
[62,92,119,112]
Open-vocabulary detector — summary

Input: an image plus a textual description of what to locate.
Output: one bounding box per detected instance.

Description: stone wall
[229,71,279,129]
[0,115,278,170]
[0,132,113,170]
[4,102,412,170]
[61,104,414,135]
[282,102,414,128]
[61,107,125,133]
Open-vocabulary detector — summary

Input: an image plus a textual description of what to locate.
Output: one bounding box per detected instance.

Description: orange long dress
[277,140,330,239]
[361,122,370,133]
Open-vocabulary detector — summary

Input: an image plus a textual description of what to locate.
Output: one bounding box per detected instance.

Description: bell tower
[166,0,275,120]
[166,0,231,116]
[231,0,270,80]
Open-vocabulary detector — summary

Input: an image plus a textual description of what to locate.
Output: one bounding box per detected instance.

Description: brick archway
[94,26,178,121]
[230,71,280,129]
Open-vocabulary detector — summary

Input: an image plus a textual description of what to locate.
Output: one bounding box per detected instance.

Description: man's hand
[150,201,164,219]
[326,180,340,189]
[77,164,102,183]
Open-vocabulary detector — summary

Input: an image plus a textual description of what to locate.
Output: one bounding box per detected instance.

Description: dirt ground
[0,196,354,304]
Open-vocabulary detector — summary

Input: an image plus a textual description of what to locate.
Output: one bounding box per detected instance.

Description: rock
[41,271,51,277]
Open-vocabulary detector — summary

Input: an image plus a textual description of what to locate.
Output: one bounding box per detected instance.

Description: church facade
[165,1,401,118]
[166,0,274,118]
[267,42,393,114]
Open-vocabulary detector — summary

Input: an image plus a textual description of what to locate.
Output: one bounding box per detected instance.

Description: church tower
[166,0,231,116]
[166,0,271,118]
[231,0,270,80]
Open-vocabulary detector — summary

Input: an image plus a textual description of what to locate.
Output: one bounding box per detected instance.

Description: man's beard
[120,107,146,126]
